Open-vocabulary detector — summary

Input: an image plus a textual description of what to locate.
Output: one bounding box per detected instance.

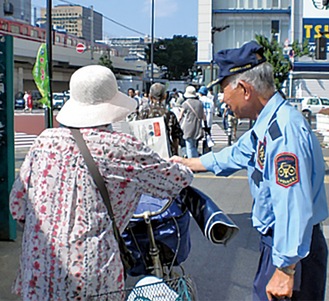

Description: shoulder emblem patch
[275,153,299,188]
[257,138,266,170]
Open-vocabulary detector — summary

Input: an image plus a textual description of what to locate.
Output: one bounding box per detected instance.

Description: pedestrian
[170,41,328,301]
[138,82,183,156]
[178,86,204,158]
[221,104,228,131]
[139,90,149,112]
[198,86,214,135]
[127,87,140,121]
[27,91,33,113]
[9,65,193,301]
[23,90,32,113]
[223,104,238,140]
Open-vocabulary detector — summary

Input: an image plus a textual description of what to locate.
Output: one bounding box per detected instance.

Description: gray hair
[227,62,275,95]
[149,83,166,101]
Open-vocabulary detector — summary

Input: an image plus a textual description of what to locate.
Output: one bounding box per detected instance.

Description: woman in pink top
[10,65,193,301]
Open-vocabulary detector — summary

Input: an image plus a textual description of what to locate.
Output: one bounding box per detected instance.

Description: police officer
[170,41,328,301]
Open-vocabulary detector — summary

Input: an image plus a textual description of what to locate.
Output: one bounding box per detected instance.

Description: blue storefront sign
[303,18,329,52]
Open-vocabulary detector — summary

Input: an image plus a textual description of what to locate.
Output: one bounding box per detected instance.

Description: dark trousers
[253,224,328,301]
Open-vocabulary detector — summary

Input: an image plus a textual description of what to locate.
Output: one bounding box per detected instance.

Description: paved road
[2,114,328,301]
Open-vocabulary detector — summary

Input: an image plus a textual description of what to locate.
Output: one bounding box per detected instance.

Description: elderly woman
[9,65,193,301]
[178,86,204,158]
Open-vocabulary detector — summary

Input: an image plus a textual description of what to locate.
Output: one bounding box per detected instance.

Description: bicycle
[90,186,239,300]
[90,192,193,301]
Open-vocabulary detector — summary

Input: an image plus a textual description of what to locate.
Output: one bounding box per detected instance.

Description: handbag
[70,128,136,273]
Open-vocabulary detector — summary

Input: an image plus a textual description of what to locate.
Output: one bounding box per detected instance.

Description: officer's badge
[257,139,266,169]
[275,153,299,188]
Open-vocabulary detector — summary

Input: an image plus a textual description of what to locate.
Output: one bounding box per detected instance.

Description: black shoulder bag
[70,128,136,274]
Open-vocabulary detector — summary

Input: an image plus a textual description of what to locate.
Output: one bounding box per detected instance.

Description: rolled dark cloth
[180,186,239,245]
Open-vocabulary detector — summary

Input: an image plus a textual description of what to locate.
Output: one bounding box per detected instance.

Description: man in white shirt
[198,86,214,134]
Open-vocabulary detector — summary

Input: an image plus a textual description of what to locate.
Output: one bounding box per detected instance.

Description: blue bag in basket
[122,194,191,276]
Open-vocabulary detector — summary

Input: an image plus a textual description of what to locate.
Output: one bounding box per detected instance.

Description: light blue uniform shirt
[201,92,328,267]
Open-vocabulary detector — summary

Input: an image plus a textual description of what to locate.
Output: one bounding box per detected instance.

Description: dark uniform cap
[213,41,266,86]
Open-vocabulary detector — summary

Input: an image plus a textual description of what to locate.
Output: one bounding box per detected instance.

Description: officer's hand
[168,156,208,172]
[266,268,294,301]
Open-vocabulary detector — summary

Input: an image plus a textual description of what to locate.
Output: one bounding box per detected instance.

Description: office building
[198,0,297,65]
[198,0,329,97]
[40,5,103,41]
[105,37,149,61]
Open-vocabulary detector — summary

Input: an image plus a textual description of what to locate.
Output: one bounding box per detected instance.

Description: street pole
[150,0,154,84]
[45,0,53,128]
[210,30,214,83]
[90,5,94,61]
[210,26,230,84]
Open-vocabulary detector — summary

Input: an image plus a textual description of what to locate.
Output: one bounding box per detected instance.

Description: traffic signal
[315,36,327,60]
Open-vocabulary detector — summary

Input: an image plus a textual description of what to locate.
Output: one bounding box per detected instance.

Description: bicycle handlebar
[132,195,174,219]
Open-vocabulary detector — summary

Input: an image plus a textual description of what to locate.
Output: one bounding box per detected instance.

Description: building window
[271,20,280,34]
[31,29,38,38]
[271,20,280,41]
[10,25,19,34]
[21,26,28,35]
[272,0,279,7]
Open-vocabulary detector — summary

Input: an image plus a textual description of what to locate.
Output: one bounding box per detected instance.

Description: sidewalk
[0,226,22,301]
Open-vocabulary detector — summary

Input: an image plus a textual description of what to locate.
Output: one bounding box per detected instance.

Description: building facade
[40,5,103,42]
[198,0,300,64]
[106,37,148,61]
[198,0,329,97]
[0,0,31,23]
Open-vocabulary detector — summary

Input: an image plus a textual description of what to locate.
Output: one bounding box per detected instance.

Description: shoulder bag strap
[185,100,200,120]
[70,128,122,242]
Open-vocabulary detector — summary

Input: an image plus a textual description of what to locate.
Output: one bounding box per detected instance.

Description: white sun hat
[56,65,137,127]
[183,85,197,98]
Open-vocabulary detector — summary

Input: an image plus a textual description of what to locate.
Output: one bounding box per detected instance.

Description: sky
[31,0,198,39]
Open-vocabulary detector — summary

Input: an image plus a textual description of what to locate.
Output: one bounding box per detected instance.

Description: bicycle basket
[92,275,196,301]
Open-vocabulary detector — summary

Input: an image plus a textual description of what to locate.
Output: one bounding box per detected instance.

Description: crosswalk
[15,132,38,149]
[209,123,228,145]
[14,124,229,149]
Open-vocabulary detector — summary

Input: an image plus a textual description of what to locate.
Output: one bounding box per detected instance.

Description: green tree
[148,35,197,80]
[98,50,114,71]
[291,39,309,57]
[255,34,309,90]
[255,34,291,90]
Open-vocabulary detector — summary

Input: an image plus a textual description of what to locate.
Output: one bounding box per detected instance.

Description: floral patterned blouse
[10,127,193,301]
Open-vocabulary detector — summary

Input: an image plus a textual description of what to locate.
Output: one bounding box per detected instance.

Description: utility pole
[90,5,94,61]
[45,0,53,128]
[291,0,295,43]
[150,0,154,84]
[210,25,230,83]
